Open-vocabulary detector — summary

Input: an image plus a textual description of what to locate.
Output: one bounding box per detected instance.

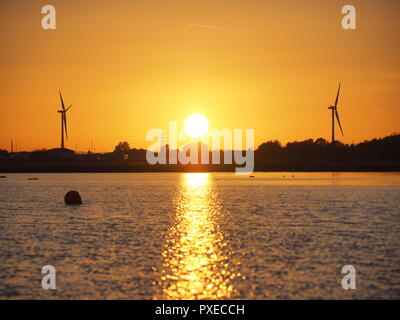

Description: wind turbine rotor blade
[334,82,341,108]
[65,104,72,112]
[59,91,65,110]
[63,113,68,140]
[335,109,344,136]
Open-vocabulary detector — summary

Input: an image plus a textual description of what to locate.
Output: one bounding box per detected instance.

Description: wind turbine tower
[57,91,72,149]
[328,83,344,144]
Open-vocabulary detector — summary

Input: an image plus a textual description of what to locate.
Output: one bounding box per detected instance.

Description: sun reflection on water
[155,173,238,300]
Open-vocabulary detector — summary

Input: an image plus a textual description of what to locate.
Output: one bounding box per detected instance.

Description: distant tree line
[256,134,400,167]
[2,134,399,170]
[110,134,400,167]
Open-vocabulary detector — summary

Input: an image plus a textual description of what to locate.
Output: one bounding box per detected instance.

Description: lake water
[0,172,399,299]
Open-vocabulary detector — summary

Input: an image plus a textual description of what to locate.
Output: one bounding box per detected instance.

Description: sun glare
[184,114,209,138]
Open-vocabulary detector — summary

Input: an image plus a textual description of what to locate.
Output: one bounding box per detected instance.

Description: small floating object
[27,177,39,181]
[0,176,6,178]
[64,190,83,205]
[249,175,255,178]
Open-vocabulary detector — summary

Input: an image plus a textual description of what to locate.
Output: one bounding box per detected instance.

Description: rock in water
[64,191,82,205]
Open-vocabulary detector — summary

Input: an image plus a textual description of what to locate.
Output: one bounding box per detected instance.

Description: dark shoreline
[1,161,399,173]
[2,134,399,173]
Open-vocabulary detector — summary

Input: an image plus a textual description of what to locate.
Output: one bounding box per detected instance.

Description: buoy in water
[64,190,82,205]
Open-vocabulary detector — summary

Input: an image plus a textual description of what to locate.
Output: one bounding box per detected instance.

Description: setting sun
[184,114,209,138]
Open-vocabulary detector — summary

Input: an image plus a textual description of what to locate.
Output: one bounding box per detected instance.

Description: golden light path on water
[155,173,240,300]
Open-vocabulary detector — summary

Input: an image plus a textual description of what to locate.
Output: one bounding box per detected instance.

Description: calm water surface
[0,172,399,299]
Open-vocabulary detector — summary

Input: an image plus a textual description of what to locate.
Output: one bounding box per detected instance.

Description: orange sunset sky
[0,0,399,152]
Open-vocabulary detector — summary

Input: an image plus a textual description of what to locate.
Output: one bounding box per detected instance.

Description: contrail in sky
[186,23,252,33]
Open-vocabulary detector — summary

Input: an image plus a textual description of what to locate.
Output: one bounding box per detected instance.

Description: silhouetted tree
[257,140,282,153]
[315,138,328,146]
[114,141,130,153]
[256,140,282,159]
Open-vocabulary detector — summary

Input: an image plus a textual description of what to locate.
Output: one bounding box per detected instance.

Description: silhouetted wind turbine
[58,91,72,149]
[328,83,344,144]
